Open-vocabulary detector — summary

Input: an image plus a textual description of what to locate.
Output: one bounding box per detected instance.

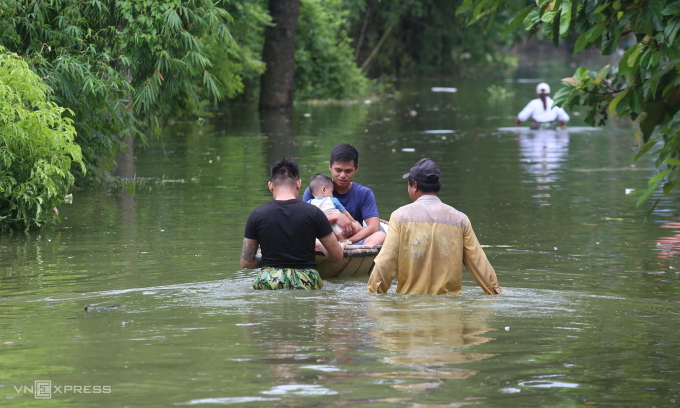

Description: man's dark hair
[270,158,300,185]
[408,176,441,193]
[330,144,359,167]
[309,173,333,195]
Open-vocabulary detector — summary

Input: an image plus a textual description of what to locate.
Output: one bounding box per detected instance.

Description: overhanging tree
[0,0,239,181]
[458,0,680,211]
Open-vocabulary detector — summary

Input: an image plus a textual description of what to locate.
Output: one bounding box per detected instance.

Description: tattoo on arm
[241,238,260,268]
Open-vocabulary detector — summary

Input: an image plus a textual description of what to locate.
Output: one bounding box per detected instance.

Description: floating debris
[84,304,126,311]
[423,129,455,134]
[401,148,416,152]
[431,87,457,93]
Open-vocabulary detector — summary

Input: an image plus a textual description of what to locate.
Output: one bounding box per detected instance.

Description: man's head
[403,158,441,194]
[536,82,550,95]
[270,157,300,188]
[329,144,360,193]
[309,173,334,197]
[330,144,359,167]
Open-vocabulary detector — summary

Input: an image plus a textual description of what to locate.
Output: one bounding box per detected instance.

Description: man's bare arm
[347,216,380,243]
[319,233,343,261]
[240,238,261,269]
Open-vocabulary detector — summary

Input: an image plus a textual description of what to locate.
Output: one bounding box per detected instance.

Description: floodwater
[2,53,679,407]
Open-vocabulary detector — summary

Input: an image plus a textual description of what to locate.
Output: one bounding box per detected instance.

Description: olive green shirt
[367,195,502,295]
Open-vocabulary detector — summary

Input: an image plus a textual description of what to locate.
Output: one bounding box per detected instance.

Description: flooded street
[2,54,679,407]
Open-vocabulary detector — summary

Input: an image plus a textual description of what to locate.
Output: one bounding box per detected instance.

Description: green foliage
[343,0,523,79]
[0,0,238,182]
[458,0,680,209]
[487,84,515,100]
[207,1,270,102]
[295,0,368,100]
[0,49,84,231]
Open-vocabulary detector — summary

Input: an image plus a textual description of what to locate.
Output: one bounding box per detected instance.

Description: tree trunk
[112,135,135,180]
[259,0,300,111]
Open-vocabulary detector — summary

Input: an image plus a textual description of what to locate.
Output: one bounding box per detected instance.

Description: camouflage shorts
[253,267,323,290]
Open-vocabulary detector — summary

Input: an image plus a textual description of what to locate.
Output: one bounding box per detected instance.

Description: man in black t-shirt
[241,158,343,290]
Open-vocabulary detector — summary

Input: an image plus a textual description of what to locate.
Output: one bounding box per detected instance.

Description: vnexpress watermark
[14,380,112,399]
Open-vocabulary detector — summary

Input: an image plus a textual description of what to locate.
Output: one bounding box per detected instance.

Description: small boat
[315,244,381,279]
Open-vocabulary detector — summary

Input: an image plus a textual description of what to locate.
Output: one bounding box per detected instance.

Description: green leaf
[663,1,680,15]
[626,43,645,68]
[609,89,629,117]
[629,88,642,113]
[648,169,670,186]
[574,22,606,53]
[504,6,535,35]
[552,85,573,106]
[542,11,557,24]
[524,9,541,28]
[637,181,661,206]
[559,1,572,36]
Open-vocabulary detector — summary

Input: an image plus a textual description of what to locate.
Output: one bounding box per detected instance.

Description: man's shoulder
[350,182,373,193]
[392,198,468,226]
[349,182,376,201]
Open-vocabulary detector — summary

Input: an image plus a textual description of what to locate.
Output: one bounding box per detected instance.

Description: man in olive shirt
[367,158,502,295]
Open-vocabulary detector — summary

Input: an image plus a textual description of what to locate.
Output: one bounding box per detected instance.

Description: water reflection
[517,128,569,187]
[366,297,497,389]
[259,109,296,168]
[656,213,680,259]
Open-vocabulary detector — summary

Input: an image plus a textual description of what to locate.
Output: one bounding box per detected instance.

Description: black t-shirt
[244,199,333,269]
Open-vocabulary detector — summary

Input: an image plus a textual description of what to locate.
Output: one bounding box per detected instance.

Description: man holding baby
[302,143,385,246]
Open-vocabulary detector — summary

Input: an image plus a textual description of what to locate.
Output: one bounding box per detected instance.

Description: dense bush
[0,49,84,231]
[295,0,369,100]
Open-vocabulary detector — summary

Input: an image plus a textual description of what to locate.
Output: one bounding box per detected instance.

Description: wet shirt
[244,199,333,269]
[303,182,379,222]
[517,97,570,123]
[367,195,502,295]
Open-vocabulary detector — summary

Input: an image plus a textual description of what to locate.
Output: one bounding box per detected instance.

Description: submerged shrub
[0,49,84,232]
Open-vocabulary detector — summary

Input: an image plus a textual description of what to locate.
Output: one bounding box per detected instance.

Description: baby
[307,173,357,245]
